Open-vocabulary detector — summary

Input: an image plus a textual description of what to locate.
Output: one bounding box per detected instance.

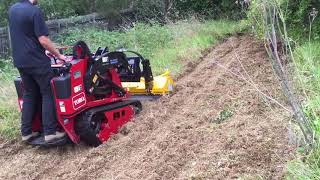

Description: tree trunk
[90,0,97,13]
[163,0,172,22]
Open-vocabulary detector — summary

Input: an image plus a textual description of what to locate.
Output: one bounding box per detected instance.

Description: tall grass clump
[287,40,320,179]
[0,60,20,139]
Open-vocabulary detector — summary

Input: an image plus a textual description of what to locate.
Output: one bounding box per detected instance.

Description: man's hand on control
[57,54,66,62]
[39,36,66,62]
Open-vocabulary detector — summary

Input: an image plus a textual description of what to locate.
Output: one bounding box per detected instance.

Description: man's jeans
[18,67,57,136]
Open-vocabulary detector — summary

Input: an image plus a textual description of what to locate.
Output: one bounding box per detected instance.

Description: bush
[0,0,95,25]
[0,0,15,26]
[1,0,247,26]
[96,0,130,17]
[173,0,245,20]
[285,0,320,41]
[248,0,320,41]
[133,0,166,22]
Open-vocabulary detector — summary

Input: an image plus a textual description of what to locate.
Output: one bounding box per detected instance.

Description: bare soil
[0,36,293,180]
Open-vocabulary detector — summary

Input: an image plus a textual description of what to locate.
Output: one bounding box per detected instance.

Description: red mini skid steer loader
[14,41,151,147]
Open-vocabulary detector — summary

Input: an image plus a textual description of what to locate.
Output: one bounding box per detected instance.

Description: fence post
[7,26,12,56]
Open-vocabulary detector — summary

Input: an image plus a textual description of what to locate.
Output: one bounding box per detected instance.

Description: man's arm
[38,36,65,61]
[34,8,65,61]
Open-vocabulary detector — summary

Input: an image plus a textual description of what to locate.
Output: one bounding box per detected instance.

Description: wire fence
[0,27,10,58]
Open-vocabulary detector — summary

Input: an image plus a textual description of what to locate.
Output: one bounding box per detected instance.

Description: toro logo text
[72,92,86,110]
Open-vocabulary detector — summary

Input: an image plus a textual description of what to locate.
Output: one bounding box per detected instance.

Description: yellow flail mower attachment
[118,50,175,100]
[122,70,175,99]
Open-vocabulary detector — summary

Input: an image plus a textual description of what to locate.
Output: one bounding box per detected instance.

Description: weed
[211,109,234,124]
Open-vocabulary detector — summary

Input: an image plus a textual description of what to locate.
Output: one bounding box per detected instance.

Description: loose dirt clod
[0,36,293,180]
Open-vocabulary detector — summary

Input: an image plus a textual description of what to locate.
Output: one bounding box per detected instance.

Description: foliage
[0,0,16,26]
[173,0,245,20]
[0,59,19,139]
[132,0,166,22]
[248,0,320,41]
[128,0,246,22]
[292,42,320,180]
[287,148,320,179]
[0,105,20,139]
[96,0,130,17]
[55,20,244,75]
[285,31,320,140]
[285,0,320,41]
[211,109,233,124]
[0,0,96,26]
[0,0,247,26]
[39,0,93,20]
[246,0,265,38]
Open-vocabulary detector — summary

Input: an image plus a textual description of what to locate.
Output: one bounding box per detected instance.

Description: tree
[96,0,131,17]
[0,0,96,26]
[40,0,96,19]
[0,0,246,27]
[0,0,16,26]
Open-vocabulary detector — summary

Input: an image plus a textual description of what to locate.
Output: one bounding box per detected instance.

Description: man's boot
[22,132,40,142]
[44,132,66,143]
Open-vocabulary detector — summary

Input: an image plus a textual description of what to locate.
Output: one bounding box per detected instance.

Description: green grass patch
[0,59,20,139]
[287,149,320,180]
[211,108,233,124]
[293,41,320,133]
[0,20,245,140]
[0,105,20,139]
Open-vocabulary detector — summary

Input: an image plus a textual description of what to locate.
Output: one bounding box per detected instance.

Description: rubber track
[75,100,142,147]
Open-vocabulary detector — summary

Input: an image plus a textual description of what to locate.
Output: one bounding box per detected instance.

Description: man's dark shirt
[9,0,50,68]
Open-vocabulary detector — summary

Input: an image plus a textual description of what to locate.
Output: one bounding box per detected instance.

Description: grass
[0,60,20,139]
[286,36,320,180]
[294,42,320,132]
[0,20,245,140]
[211,108,233,124]
[287,149,320,179]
